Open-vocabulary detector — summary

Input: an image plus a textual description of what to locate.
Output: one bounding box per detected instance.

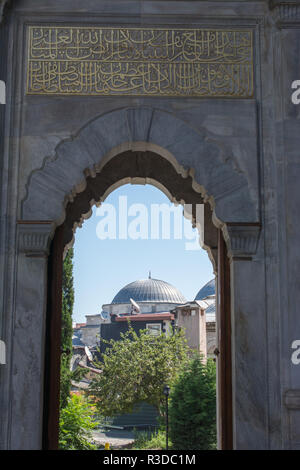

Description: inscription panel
[27,26,254,97]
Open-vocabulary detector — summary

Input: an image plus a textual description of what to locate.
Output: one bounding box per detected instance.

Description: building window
[151,305,156,313]
[146,323,161,336]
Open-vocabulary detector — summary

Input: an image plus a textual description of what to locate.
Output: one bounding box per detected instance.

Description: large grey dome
[195,279,215,301]
[111,278,186,304]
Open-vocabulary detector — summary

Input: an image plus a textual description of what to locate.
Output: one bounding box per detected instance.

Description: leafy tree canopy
[88,325,190,417]
[60,248,75,409]
[59,394,99,450]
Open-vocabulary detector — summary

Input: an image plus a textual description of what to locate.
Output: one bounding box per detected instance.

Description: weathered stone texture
[0,0,300,450]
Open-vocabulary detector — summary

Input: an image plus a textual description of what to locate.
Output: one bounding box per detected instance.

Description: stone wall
[0,0,299,450]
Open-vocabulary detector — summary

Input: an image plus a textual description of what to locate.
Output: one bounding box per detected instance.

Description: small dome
[111,278,186,304]
[195,279,215,300]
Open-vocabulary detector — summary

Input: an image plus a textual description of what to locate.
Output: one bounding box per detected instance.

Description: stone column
[9,222,54,449]
[269,0,300,449]
[223,224,268,449]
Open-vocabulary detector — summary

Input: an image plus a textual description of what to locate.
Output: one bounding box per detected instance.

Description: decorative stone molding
[22,107,258,227]
[18,222,55,257]
[222,224,261,259]
[284,389,300,409]
[270,1,300,26]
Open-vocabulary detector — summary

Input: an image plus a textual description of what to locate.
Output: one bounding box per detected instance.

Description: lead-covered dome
[195,279,215,301]
[111,278,186,304]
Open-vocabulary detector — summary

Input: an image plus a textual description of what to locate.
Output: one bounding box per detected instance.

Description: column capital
[284,389,300,409]
[270,1,300,27]
[17,221,55,257]
[222,223,261,260]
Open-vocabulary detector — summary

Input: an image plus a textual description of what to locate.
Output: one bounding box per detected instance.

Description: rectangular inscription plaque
[27,26,253,97]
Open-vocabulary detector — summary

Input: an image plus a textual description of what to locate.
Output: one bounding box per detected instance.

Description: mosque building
[73,275,216,359]
[72,275,216,426]
[102,273,187,316]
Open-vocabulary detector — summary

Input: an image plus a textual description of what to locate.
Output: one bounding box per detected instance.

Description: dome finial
[148,270,151,279]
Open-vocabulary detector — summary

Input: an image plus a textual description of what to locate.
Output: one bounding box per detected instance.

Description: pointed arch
[22,107,259,230]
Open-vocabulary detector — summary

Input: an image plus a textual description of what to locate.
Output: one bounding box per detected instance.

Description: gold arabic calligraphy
[27,26,253,97]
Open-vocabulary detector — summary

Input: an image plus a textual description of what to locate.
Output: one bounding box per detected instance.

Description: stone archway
[15,108,263,450]
[22,107,258,227]
[44,148,231,450]
[2,0,300,451]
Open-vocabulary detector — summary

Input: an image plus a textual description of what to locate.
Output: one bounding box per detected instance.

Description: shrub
[59,394,100,450]
[169,355,216,450]
[60,248,74,409]
[132,428,170,450]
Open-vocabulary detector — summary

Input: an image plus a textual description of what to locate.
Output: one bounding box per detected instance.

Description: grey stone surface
[22,107,259,225]
[9,224,52,449]
[231,255,268,449]
[0,0,300,450]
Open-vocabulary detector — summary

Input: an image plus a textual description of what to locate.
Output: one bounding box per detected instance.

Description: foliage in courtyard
[88,325,189,417]
[169,355,216,450]
[60,248,75,409]
[132,428,171,450]
[59,394,99,450]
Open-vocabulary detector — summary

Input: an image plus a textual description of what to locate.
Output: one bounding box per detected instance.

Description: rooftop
[111,276,186,305]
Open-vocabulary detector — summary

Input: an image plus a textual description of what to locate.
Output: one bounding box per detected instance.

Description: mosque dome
[195,279,215,301]
[111,277,186,304]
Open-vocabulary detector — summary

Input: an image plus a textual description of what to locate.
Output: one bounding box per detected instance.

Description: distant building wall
[102,302,181,315]
[206,322,216,358]
[176,306,207,357]
[80,326,100,348]
[99,318,170,356]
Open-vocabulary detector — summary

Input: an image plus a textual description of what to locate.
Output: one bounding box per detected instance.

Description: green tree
[59,394,98,450]
[60,248,74,409]
[169,355,216,450]
[89,325,189,417]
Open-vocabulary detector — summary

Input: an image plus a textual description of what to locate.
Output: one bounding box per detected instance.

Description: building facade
[74,276,216,358]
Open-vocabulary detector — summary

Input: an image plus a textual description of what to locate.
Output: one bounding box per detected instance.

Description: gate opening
[43,151,233,450]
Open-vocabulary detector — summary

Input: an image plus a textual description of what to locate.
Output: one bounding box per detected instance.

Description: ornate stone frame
[22,107,261,259]
[12,107,263,449]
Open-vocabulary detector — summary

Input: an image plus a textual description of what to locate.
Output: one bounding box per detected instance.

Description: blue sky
[73,184,214,323]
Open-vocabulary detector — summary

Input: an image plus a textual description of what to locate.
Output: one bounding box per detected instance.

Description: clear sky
[73,183,214,323]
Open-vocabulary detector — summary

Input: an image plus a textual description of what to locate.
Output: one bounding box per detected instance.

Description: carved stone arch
[55,148,221,271]
[22,107,260,258]
[61,150,200,235]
